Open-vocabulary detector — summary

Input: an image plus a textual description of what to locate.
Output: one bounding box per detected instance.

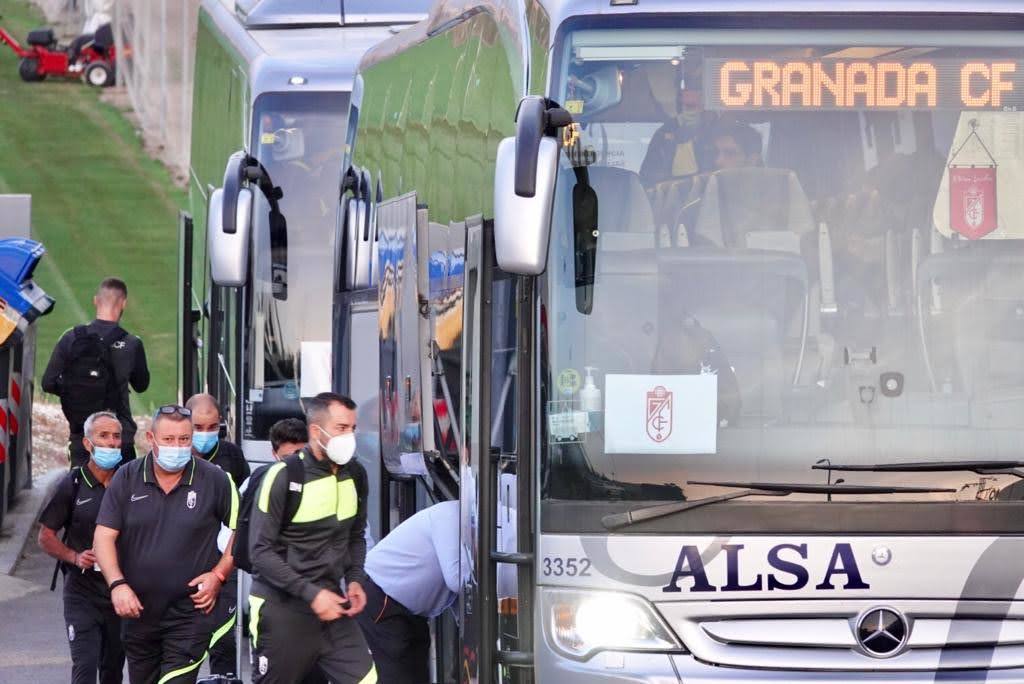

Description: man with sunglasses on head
[248,392,375,684]
[94,404,239,684]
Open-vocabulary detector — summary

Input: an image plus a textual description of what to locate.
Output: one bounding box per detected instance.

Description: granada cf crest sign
[948,120,998,240]
[950,166,997,239]
[646,386,673,442]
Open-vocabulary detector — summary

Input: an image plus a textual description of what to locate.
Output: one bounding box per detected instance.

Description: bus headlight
[542,589,683,660]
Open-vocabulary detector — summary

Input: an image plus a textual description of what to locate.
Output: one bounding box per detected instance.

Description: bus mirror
[207,185,252,287]
[494,135,558,275]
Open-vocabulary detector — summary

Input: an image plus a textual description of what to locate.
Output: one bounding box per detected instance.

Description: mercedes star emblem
[855,607,909,658]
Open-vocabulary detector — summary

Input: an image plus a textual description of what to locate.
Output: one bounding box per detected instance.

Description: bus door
[462,218,533,684]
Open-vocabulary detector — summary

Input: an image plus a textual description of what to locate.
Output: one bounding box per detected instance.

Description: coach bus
[337,0,1024,681]
[179,0,428,466]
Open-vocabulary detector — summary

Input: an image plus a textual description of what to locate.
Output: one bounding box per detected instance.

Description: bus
[180,0,428,468]
[332,0,1024,681]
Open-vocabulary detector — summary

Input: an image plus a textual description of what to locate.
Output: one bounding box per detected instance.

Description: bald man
[186,393,249,679]
[43,277,150,468]
[186,394,250,489]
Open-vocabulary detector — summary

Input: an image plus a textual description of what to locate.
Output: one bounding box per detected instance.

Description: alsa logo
[662,543,870,593]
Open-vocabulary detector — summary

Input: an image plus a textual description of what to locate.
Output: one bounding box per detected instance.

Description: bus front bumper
[537,651,1024,682]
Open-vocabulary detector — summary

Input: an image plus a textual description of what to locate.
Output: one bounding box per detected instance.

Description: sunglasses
[153,405,191,420]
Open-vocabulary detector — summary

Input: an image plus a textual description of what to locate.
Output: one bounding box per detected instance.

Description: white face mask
[315,427,356,466]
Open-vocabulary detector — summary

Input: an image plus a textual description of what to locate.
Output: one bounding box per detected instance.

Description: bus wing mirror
[494,96,569,275]
[207,184,253,287]
[210,150,287,291]
[494,135,558,275]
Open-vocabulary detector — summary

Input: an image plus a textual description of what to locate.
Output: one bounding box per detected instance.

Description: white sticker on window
[547,402,590,443]
[300,341,333,397]
[604,374,718,454]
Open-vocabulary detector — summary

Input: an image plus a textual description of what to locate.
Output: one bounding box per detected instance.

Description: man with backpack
[244,393,375,684]
[42,277,150,468]
[37,411,126,684]
[220,418,325,684]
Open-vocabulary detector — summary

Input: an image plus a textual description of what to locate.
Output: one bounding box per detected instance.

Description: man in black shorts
[38,411,126,684]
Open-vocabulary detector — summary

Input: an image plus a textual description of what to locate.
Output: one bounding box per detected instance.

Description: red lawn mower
[0,21,116,87]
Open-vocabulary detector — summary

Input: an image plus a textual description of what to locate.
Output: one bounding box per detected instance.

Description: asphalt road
[0,521,253,683]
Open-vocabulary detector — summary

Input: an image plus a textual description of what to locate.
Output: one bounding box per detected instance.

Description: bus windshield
[247,91,348,440]
[541,24,1024,532]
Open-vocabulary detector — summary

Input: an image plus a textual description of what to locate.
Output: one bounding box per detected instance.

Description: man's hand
[188,572,223,614]
[310,589,346,622]
[111,584,143,618]
[74,549,97,571]
[341,581,366,617]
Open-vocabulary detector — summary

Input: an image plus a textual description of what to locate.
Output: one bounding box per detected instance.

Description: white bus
[181,0,428,471]
[213,0,1024,680]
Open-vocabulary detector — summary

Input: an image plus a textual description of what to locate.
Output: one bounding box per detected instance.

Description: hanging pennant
[949,119,998,240]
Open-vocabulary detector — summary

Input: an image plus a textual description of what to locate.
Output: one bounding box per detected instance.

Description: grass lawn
[0,0,184,412]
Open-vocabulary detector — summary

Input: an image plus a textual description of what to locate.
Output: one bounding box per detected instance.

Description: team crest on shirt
[258,656,269,675]
[187,491,197,509]
[67,625,75,642]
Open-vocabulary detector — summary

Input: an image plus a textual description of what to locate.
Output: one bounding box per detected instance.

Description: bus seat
[587,166,655,234]
[693,167,815,248]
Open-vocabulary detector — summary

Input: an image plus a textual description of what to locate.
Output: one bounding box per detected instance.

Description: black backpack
[233,454,304,574]
[59,326,128,434]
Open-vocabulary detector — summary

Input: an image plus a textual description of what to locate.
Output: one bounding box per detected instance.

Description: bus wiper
[812,460,1024,477]
[601,480,956,531]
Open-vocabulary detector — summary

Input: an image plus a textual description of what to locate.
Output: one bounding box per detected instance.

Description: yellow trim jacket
[249,448,369,606]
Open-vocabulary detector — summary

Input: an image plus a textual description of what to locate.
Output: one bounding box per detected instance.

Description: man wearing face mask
[185,393,249,680]
[187,394,250,489]
[38,411,126,684]
[94,405,238,684]
[248,392,375,684]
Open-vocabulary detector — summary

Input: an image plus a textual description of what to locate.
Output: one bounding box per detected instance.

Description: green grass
[0,0,184,412]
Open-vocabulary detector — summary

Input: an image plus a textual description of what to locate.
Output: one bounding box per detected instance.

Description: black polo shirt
[39,465,109,601]
[96,454,237,620]
[201,439,250,490]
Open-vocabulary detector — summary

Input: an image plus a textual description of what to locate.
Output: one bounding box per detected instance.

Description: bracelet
[108,578,129,592]
[212,568,227,584]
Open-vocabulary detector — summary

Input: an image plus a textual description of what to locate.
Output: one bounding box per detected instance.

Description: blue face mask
[192,431,219,455]
[155,445,192,473]
[91,445,122,470]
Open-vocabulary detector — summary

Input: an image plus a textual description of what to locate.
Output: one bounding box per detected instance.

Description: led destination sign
[707,58,1024,110]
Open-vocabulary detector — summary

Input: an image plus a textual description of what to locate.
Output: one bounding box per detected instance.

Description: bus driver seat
[692,167,815,250]
[687,167,817,419]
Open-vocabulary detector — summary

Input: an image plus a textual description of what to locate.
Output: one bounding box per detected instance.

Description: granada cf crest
[646,385,673,443]
[965,187,984,229]
[950,166,997,239]
[948,121,998,240]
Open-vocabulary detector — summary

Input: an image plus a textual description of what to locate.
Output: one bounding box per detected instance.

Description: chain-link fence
[30,0,199,182]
